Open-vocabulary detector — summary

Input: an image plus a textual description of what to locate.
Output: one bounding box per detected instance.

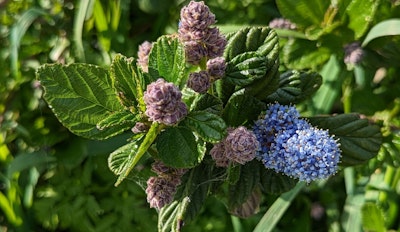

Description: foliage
[1,0,400,232]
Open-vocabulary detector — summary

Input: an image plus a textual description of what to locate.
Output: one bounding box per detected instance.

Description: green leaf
[266,70,322,104]
[244,60,280,100]
[307,114,383,166]
[7,151,56,178]
[276,0,330,28]
[362,19,400,47]
[282,39,331,70]
[183,111,226,143]
[361,203,386,232]
[96,110,139,131]
[229,187,262,218]
[259,168,298,195]
[37,63,125,140]
[191,93,223,115]
[157,127,204,168]
[110,54,148,112]
[346,0,381,39]
[222,89,265,127]
[148,35,188,86]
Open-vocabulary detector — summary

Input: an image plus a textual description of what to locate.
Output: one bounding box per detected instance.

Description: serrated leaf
[148,35,188,86]
[259,168,298,195]
[228,160,260,210]
[183,111,226,143]
[307,114,382,166]
[191,93,223,115]
[110,54,148,112]
[266,70,322,104]
[222,89,265,127]
[346,0,381,39]
[96,110,139,131]
[244,60,280,100]
[37,63,124,140]
[157,127,204,168]
[361,202,386,232]
[229,187,262,218]
[276,0,330,28]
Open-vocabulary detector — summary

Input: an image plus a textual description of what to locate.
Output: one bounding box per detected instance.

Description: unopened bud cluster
[344,42,364,66]
[210,126,259,167]
[253,103,341,183]
[137,41,153,72]
[143,78,188,125]
[268,18,297,30]
[146,160,187,209]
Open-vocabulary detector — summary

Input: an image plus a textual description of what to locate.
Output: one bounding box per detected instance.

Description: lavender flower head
[144,78,188,125]
[207,57,226,79]
[224,126,259,164]
[210,142,230,167]
[183,40,207,65]
[187,71,211,93]
[344,42,364,65]
[137,41,153,72]
[146,176,177,210]
[179,1,215,32]
[204,27,227,59]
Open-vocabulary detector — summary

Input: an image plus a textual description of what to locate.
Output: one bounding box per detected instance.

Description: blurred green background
[1,0,400,231]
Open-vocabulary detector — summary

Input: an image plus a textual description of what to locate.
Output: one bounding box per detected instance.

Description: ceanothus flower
[144,78,188,125]
[207,57,226,79]
[137,41,153,72]
[187,70,211,93]
[146,176,177,210]
[224,126,259,164]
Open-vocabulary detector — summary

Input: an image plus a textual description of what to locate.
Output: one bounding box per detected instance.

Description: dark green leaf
[157,127,204,168]
[266,70,322,104]
[183,111,226,143]
[259,167,298,195]
[148,35,188,86]
[37,63,124,140]
[244,60,280,100]
[229,187,262,218]
[346,0,381,39]
[96,110,139,131]
[191,93,223,115]
[308,114,382,166]
[222,89,265,127]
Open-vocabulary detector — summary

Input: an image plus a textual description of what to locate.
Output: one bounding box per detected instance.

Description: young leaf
[182,111,226,143]
[307,114,382,166]
[148,35,188,87]
[37,63,125,140]
[110,54,149,112]
[222,89,265,127]
[259,168,298,195]
[157,127,205,168]
[266,70,322,104]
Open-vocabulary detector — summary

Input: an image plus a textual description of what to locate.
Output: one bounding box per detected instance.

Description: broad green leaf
[244,60,280,100]
[191,93,223,115]
[222,89,265,127]
[282,39,331,70]
[308,114,382,166]
[157,127,204,168]
[229,187,262,218]
[183,111,226,143]
[259,168,298,195]
[110,54,147,112]
[148,35,188,86]
[253,182,306,232]
[228,160,260,210]
[361,203,386,232]
[276,0,330,28]
[362,19,400,47]
[346,0,381,39]
[266,70,322,104]
[37,63,125,140]
[96,110,139,132]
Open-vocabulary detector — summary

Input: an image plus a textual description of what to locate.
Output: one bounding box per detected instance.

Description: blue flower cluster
[253,103,341,183]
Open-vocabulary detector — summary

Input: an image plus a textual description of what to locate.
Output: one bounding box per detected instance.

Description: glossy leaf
[148,35,188,86]
[308,114,382,166]
[266,70,322,104]
[37,63,125,140]
[276,0,330,27]
[157,127,204,168]
[183,111,226,143]
[346,0,380,39]
[362,19,400,47]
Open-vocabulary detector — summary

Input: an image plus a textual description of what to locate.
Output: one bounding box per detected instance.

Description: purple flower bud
[144,79,188,125]
[210,142,230,167]
[137,41,153,72]
[179,27,208,42]
[179,1,216,31]
[187,71,211,93]
[131,122,150,134]
[146,176,177,209]
[344,42,364,65]
[151,160,188,177]
[207,57,226,79]
[269,18,297,30]
[205,27,227,59]
[183,41,207,65]
[224,126,259,164]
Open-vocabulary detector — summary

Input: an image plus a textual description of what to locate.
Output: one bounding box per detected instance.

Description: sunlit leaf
[183,111,226,143]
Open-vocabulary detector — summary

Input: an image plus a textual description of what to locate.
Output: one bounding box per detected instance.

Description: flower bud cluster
[253,103,341,183]
[146,160,187,210]
[268,18,297,30]
[131,122,150,134]
[344,42,364,66]
[137,41,153,73]
[210,126,259,167]
[143,78,188,125]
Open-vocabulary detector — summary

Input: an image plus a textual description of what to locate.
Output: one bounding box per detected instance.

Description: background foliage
[1,0,400,231]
